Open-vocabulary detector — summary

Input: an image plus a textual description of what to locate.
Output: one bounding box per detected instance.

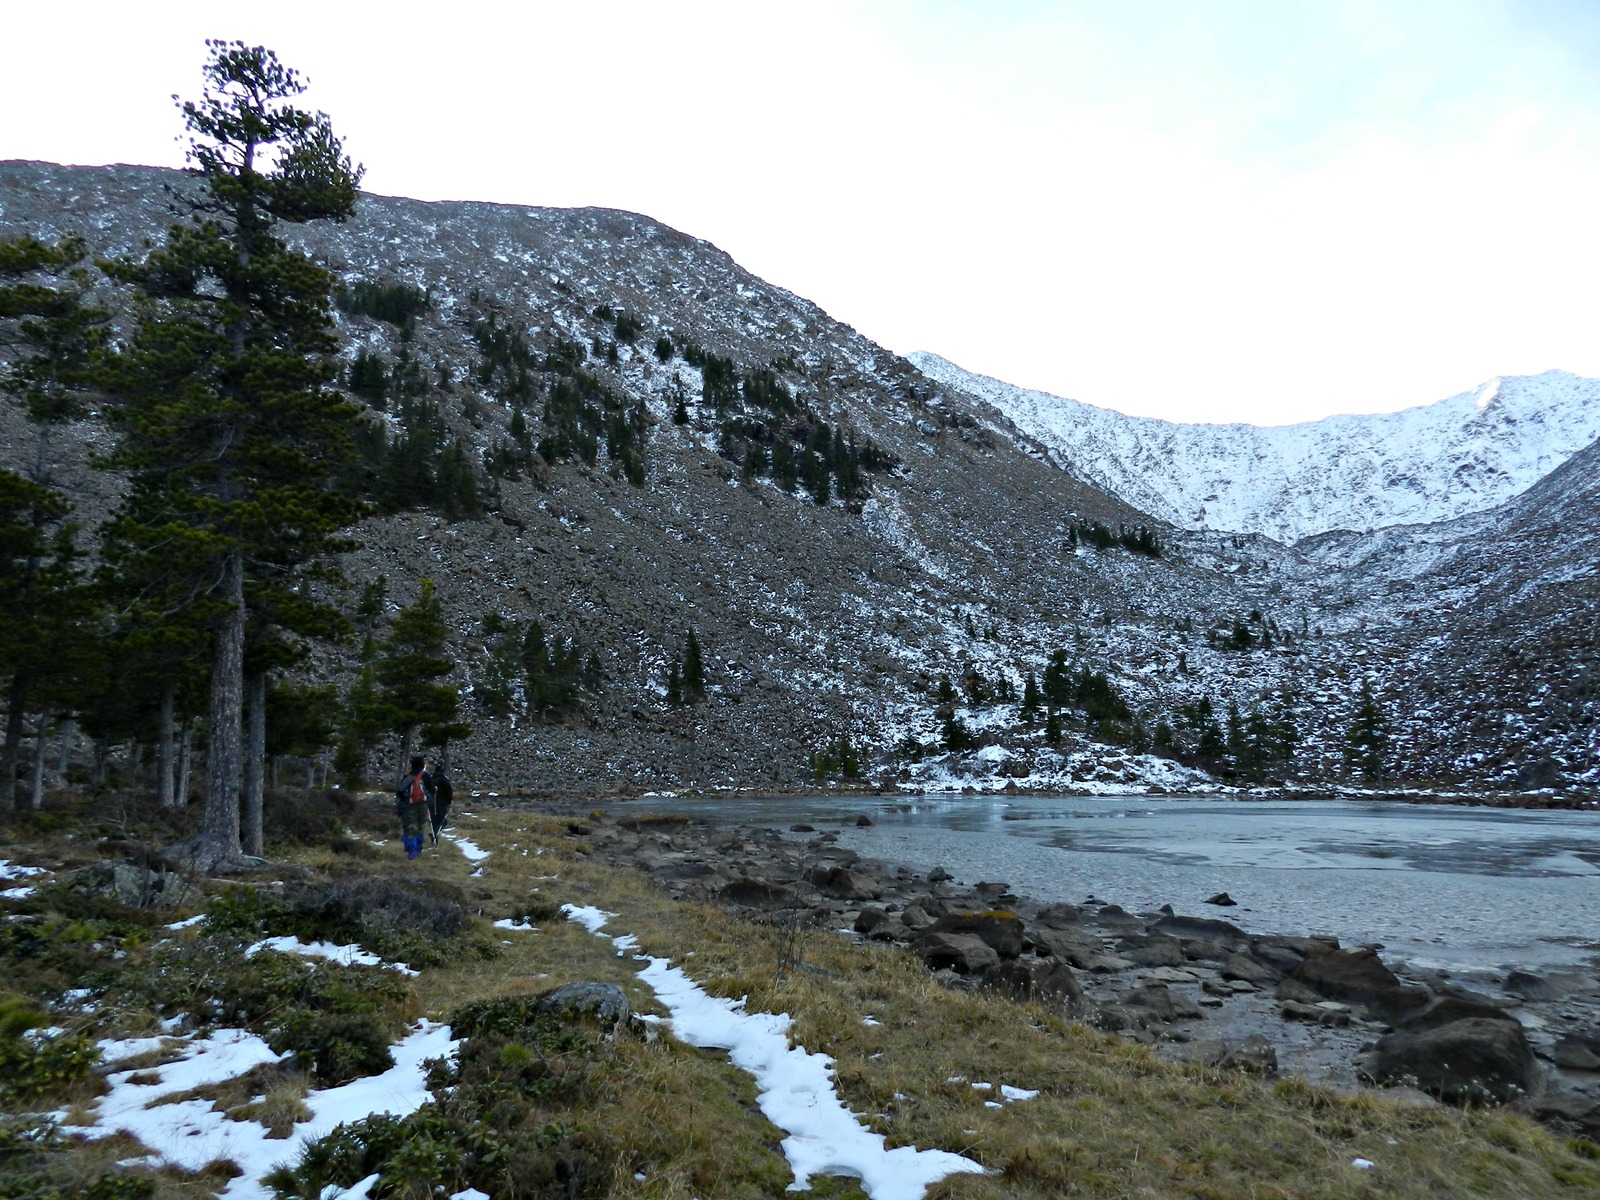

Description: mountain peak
[911,352,1600,543]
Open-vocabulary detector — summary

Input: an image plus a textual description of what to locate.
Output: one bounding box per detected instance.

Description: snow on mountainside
[910,352,1600,544]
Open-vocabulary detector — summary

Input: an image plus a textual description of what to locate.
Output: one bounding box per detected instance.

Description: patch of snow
[68,1022,456,1200]
[245,936,417,976]
[444,833,490,863]
[563,906,986,1200]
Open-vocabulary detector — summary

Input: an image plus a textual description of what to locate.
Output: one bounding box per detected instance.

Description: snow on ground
[561,904,988,1200]
[244,935,418,976]
[64,1022,456,1200]
[444,832,490,863]
[0,860,48,881]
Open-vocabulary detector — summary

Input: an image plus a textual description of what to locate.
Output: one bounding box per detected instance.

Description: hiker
[395,755,435,859]
[430,763,454,844]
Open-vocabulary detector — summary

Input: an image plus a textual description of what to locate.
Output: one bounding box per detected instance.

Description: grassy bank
[3,791,1599,1200]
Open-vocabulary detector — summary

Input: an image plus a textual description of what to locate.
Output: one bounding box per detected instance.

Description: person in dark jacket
[396,755,435,859]
[430,765,454,843]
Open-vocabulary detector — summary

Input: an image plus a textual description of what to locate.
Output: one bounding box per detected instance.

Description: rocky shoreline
[540,800,1600,1143]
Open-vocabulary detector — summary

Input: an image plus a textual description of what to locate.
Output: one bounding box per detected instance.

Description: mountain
[909,352,1600,545]
[2,161,1595,795]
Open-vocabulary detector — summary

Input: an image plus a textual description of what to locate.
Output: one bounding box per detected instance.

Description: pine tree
[376,579,463,776]
[0,471,98,807]
[0,235,107,807]
[97,43,365,869]
[682,628,706,700]
[1020,672,1042,724]
[1344,680,1391,784]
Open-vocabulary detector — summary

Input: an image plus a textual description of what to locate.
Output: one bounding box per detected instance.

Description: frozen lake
[635,793,1600,979]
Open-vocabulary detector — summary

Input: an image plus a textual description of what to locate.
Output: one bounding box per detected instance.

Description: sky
[7,1,1600,426]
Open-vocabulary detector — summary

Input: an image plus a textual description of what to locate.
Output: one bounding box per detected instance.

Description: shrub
[0,999,98,1105]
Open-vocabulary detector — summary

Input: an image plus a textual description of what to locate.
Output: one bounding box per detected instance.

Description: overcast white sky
[7,1,1600,425]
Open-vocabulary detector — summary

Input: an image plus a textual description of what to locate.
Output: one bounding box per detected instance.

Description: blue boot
[404,835,420,859]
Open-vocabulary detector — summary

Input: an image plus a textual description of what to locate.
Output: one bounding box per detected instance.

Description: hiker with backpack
[396,755,435,859]
[429,763,454,845]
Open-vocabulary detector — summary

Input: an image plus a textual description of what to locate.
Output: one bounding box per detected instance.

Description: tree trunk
[156,681,176,807]
[2,674,27,809]
[56,718,74,777]
[173,548,246,871]
[177,722,193,806]
[399,723,416,785]
[243,670,266,857]
[92,740,108,786]
[26,718,47,811]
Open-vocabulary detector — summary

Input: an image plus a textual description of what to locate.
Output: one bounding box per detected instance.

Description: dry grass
[388,805,1600,1200]
[8,797,1600,1200]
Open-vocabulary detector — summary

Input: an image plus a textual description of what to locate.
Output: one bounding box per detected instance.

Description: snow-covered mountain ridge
[909,352,1600,544]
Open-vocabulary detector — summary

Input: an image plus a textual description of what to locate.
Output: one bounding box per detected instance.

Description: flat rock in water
[1144,966,1199,984]
[1552,1034,1600,1072]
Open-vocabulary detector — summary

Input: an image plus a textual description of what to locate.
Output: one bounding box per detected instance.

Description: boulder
[1123,982,1202,1023]
[536,982,631,1032]
[1035,902,1085,928]
[855,814,874,827]
[1393,995,1518,1034]
[916,931,1000,975]
[927,865,953,883]
[982,957,1083,1006]
[1204,892,1237,907]
[69,862,202,910]
[1117,935,1187,967]
[1364,1018,1539,1105]
[1174,1036,1278,1075]
[853,906,892,935]
[1552,1034,1600,1072]
[1143,966,1199,985]
[1151,914,1248,945]
[1504,970,1589,1002]
[931,911,1026,959]
[1280,1000,1351,1027]
[811,866,881,901]
[1289,947,1427,1019]
[1249,939,1310,975]
[719,877,798,908]
[1220,953,1281,985]
[900,904,936,931]
[1030,927,1100,961]
[865,919,910,943]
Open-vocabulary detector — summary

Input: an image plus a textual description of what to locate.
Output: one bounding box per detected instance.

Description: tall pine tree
[99,43,365,869]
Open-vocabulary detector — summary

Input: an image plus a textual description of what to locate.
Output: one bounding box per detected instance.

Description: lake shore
[491,792,1600,1143]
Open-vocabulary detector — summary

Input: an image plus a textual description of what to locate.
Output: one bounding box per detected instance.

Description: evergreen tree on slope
[99,42,365,869]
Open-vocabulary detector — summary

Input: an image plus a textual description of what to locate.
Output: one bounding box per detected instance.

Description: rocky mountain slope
[1,161,1594,794]
[910,352,1600,545]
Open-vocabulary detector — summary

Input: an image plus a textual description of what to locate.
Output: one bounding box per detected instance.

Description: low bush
[113,939,414,1085]
[0,999,98,1106]
[266,996,621,1200]
[0,1117,155,1200]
